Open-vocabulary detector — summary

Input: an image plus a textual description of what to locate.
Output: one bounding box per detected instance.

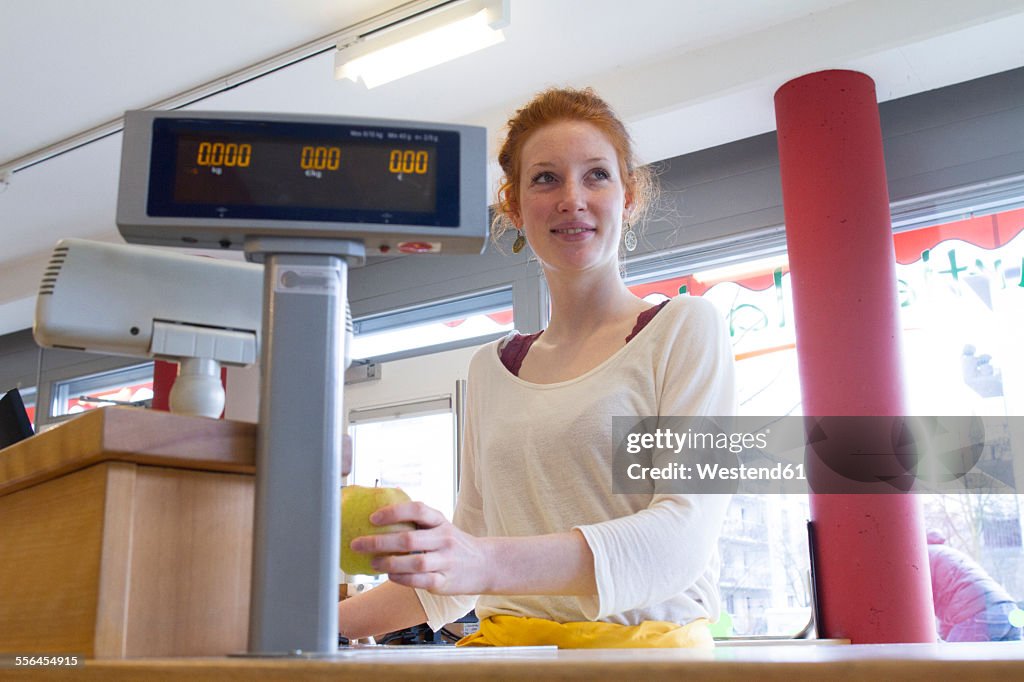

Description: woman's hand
[350,501,493,595]
[351,502,597,597]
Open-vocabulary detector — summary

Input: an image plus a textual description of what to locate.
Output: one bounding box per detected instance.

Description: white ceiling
[2,0,1024,334]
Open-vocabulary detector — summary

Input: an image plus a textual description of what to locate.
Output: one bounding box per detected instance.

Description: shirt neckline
[493,298,677,388]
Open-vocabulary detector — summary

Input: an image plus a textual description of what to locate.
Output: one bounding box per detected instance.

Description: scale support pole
[245,237,365,654]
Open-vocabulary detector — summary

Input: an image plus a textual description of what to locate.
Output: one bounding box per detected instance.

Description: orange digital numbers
[196,142,251,167]
[300,146,341,171]
[388,150,429,175]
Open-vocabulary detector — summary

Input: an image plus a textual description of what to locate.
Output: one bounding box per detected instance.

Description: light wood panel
[123,466,252,657]
[0,408,255,658]
[93,463,137,658]
[0,464,110,655]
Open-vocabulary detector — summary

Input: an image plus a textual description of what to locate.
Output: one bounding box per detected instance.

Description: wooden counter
[3,641,1024,681]
[4,408,1024,679]
[0,407,256,659]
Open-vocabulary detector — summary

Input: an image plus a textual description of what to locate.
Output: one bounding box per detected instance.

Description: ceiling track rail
[0,0,454,177]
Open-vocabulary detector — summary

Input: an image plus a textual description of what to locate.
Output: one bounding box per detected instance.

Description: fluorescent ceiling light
[335,0,508,89]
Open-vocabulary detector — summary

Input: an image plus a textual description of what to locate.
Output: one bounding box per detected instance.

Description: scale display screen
[148,118,459,225]
[117,111,487,254]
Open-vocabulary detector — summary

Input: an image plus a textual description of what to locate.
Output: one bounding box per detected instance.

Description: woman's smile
[551,222,597,240]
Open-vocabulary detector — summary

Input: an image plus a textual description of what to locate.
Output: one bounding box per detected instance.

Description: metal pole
[246,238,364,654]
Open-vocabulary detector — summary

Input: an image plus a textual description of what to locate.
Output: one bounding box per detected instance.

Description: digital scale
[116,110,488,655]
[118,110,487,254]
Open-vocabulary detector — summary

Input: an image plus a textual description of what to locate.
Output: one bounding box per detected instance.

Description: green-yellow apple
[340,485,415,576]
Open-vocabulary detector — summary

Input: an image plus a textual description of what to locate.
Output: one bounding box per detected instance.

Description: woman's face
[513,120,631,276]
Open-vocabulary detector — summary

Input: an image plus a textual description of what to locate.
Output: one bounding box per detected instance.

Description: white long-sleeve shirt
[417,295,736,631]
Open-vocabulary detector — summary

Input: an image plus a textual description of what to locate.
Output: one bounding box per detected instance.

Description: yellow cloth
[456,615,714,649]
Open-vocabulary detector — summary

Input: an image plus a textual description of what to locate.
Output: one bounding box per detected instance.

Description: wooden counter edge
[0,407,256,496]
[6,653,1024,682]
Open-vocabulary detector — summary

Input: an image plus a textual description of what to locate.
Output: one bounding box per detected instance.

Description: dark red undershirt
[499,300,670,377]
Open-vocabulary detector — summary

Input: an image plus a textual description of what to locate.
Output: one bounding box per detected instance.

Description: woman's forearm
[338,580,428,640]
[480,529,596,596]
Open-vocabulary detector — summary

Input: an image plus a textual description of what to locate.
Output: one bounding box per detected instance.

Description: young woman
[339,87,735,648]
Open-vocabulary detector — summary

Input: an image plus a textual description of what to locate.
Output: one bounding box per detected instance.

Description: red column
[774,70,934,643]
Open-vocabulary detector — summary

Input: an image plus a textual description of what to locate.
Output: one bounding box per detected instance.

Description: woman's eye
[531,172,556,185]
[590,168,611,181]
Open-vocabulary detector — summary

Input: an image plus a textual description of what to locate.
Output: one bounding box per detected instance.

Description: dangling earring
[512,228,526,254]
[623,222,638,252]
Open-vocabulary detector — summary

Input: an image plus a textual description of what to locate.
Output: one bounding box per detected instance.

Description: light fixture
[335,0,509,89]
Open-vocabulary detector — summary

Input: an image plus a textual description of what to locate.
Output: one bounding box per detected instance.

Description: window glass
[351,291,513,361]
[894,208,1024,624]
[348,403,456,521]
[351,310,512,360]
[51,363,154,418]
